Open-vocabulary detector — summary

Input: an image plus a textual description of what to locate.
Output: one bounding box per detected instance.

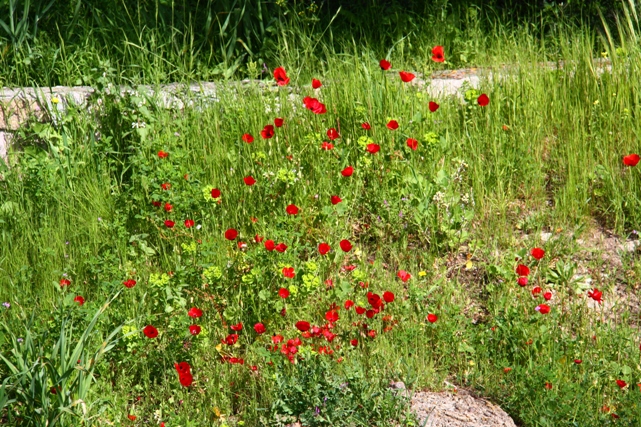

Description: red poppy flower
[161,183,171,190]
[184,219,195,228]
[189,325,201,335]
[344,300,354,309]
[367,292,382,308]
[303,96,327,114]
[516,264,530,276]
[616,379,627,389]
[286,204,299,215]
[477,94,490,106]
[367,143,380,154]
[178,371,193,387]
[351,339,358,346]
[188,307,203,318]
[387,120,399,130]
[312,78,322,89]
[397,270,411,282]
[242,133,254,143]
[143,325,158,338]
[74,295,85,306]
[535,304,550,314]
[543,291,552,301]
[532,286,542,296]
[128,415,137,421]
[271,335,284,344]
[531,247,545,260]
[225,229,238,240]
[254,323,266,334]
[340,239,352,252]
[273,66,290,86]
[152,201,161,207]
[210,188,221,199]
[175,361,191,374]
[295,321,311,332]
[244,176,256,186]
[362,122,371,130]
[429,101,440,112]
[264,239,275,251]
[224,334,239,345]
[431,46,445,62]
[164,220,175,228]
[275,243,288,252]
[399,71,415,82]
[330,195,342,205]
[321,141,334,150]
[355,306,366,315]
[261,125,275,139]
[282,267,295,278]
[123,279,136,288]
[517,276,528,287]
[60,278,71,287]
[403,138,418,151]
[544,382,553,390]
[383,291,395,303]
[368,329,377,338]
[623,154,640,166]
[327,128,340,140]
[274,118,284,127]
[379,59,391,70]
[341,166,354,177]
[278,287,290,299]
[325,310,339,322]
[427,313,438,323]
[163,202,172,212]
[588,288,603,303]
[318,243,330,255]
[254,234,264,244]
[574,359,582,364]
[158,150,168,158]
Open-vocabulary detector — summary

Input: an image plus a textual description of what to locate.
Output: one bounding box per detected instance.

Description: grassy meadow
[2,2,641,426]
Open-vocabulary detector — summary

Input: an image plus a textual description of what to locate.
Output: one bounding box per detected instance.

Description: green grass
[2,7,641,427]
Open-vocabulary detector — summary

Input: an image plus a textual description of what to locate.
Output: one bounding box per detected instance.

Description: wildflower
[254,323,266,334]
[312,78,322,89]
[286,204,299,215]
[164,220,175,228]
[477,94,490,107]
[341,166,354,177]
[406,138,418,151]
[387,120,399,130]
[158,150,168,158]
[383,291,395,303]
[224,334,239,345]
[517,277,528,287]
[399,71,415,82]
[242,133,254,143]
[339,239,353,252]
[327,128,340,140]
[351,339,358,346]
[188,307,203,318]
[532,286,542,296]
[432,46,445,62]
[616,379,627,389]
[535,304,550,314]
[318,243,330,255]
[330,195,342,205]
[531,247,545,260]
[184,219,195,228]
[161,183,171,190]
[275,243,288,252]
[427,313,438,323]
[543,291,552,301]
[164,202,173,212]
[74,296,85,306]
[261,125,275,139]
[344,300,354,309]
[397,270,411,282]
[321,141,334,150]
[367,143,380,154]
[295,321,311,332]
[123,279,136,288]
[143,325,159,338]
[60,278,71,288]
[429,101,439,112]
[515,264,530,276]
[225,229,238,240]
[278,288,290,299]
[362,122,371,130]
[588,288,603,303]
[264,240,275,251]
[379,59,391,70]
[303,96,327,114]
[282,267,295,278]
[273,67,290,86]
[623,154,640,166]
[274,118,284,127]
[189,325,201,335]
